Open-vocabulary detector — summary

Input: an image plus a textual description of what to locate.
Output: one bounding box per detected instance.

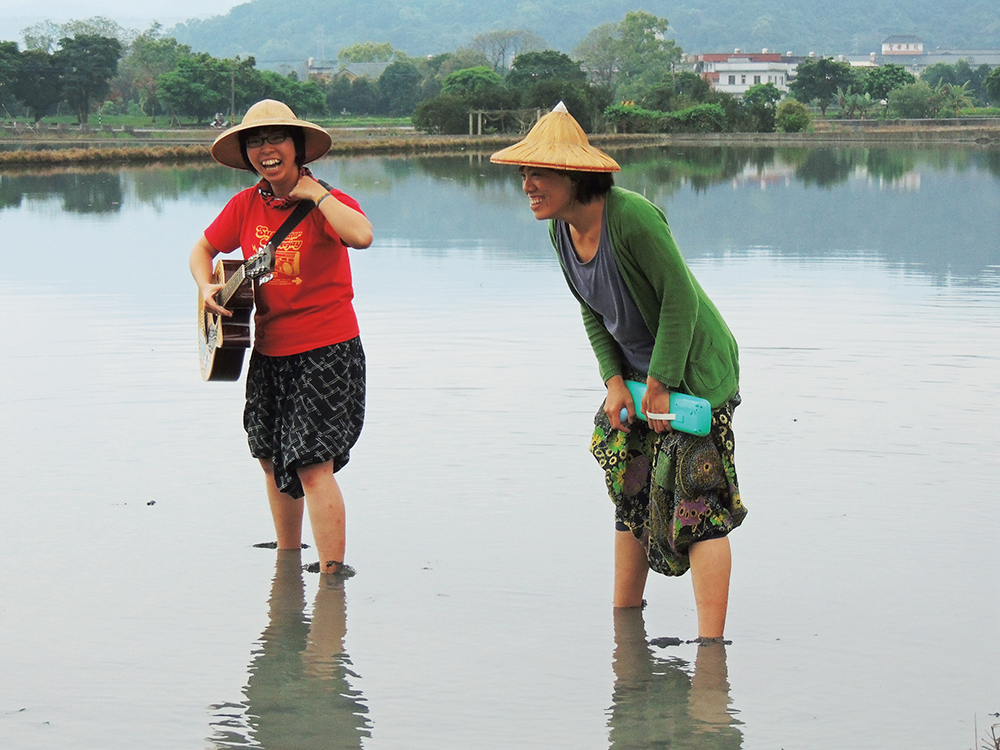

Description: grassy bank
[2,122,999,168]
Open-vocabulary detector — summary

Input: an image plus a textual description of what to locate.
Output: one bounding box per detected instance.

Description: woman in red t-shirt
[190,99,373,577]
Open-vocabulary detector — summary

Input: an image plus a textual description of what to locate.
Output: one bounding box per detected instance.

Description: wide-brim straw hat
[490,102,620,173]
[211,99,333,170]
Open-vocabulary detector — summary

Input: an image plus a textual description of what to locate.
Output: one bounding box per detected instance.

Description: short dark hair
[562,169,615,204]
[238,127,307,172]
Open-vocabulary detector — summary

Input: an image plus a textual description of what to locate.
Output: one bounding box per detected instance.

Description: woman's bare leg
[614,529,649,608]
[260,459,304,550]
[296,460,347,573]
[688,536,732,638]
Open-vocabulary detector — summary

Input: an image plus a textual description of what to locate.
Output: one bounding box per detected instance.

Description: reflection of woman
[491,104,746,638]
[209,550,371,748]
[190,100,373,576]
[609,608,741,749]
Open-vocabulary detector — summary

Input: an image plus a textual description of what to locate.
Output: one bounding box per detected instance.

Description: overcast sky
[0,0,248,44]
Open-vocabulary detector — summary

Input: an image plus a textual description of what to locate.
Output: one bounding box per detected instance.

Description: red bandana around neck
[257,166,314,210]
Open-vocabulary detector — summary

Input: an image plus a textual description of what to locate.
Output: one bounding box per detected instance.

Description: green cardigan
[549,187,740,408]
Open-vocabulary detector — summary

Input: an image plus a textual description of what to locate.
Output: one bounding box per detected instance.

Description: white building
[882,35,925,57]
[694,52,799,95]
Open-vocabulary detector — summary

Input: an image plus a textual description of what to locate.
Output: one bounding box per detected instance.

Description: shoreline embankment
[2,119,999,168]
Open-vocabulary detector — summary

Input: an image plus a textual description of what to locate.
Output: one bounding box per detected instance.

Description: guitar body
[198,259,254,381]
[195,199,305,382]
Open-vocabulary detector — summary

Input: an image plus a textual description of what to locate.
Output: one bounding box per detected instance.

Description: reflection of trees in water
[0,176,24,209]
[61,173,124,213]
[0,164,248,213]
[129,164,247,203]
[208,551,371,750]
[983,151,1000,179]
[608,608,742,750]
[616,147,780,196]
[791,148,860,188]
[0,171,123,213]
[865,149,917,182]
[611,145,1000,191]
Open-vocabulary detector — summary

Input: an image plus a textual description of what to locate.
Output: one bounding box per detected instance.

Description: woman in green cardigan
[492,104,747,639]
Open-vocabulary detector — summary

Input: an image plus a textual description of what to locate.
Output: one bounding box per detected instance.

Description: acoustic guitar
[196,194,319,381]
[197,245,275,381]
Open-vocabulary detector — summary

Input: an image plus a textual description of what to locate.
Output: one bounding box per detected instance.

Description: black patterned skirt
[244,338,365,499]
[590,389,746,577]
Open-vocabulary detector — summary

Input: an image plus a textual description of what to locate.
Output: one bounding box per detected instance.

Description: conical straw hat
[490,102,620,173]
[211,99,333,170]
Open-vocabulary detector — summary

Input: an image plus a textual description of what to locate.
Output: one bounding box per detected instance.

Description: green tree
[158,53,231,122]
[0,41,20,111]
[412,92,468,134]
[776,97,811,132]
[324,74,353,114]
[469,29,546,73]
[861,64,915,102]
[257,70,304,111]
[986,67,1000,105]
[921,60,993,104]
[969,63,994,104]
[835,86,877,119]
[377,59,422,116]
[441,66,503,99]
[60,16,134,47]
[53,34,123,123]
[639,84,677,112]
[338,42,396,63]
[116,27,191,121]
[741,82,781,131]
[348,76,378,114]
[573,23,618,90]
[937,81,973,116]
[13,49,62,122]
[505,50,585,90]
[887,81,940,118]
[919,61,959,89]
[519,80,597,130]
[20,21,62,53]
[789,57,856,115]
[673,71,711,102]
[615,11,681,97]
[574,11,681,100]
[702,90,742,131]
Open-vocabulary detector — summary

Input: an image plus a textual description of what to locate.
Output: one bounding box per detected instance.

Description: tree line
[2,13,999,133]
[785,56,1000,119]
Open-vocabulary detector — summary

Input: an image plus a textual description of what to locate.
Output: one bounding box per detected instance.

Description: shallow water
[1,146,998,750]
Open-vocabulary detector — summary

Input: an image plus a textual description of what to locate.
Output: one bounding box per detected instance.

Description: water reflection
[608,608,741,749]
[3,146,997,215]
[0,163,246,213]
[209,552,371,749]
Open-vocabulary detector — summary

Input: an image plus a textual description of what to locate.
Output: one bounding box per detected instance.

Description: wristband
[315,193,330,207]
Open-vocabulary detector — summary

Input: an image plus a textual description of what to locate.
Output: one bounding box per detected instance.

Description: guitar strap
[259,179,336,271]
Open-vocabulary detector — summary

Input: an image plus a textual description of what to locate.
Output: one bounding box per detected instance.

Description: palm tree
[937,82,973,117]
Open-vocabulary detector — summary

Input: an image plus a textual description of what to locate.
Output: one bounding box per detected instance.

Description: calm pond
[1,144,998,750]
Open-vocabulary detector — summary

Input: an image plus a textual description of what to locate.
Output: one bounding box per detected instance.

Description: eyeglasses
[245,132,289,149]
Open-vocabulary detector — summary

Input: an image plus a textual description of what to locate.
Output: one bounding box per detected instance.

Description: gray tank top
[555,213,655,373]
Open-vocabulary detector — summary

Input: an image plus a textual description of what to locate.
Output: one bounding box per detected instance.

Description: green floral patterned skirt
[590,392,746,577]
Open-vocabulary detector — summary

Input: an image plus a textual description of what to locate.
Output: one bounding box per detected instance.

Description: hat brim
[211,118,333,171]
[490,140,621,172]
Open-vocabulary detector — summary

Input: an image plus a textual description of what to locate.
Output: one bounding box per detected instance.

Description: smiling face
[243,127,299,193]
[519,166,577,221]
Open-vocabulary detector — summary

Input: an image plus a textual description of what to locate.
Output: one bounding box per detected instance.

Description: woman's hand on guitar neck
[191,235,232,317]
[201,282,232,317]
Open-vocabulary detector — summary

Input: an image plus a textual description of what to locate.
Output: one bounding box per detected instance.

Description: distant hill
[170,0,1000,66]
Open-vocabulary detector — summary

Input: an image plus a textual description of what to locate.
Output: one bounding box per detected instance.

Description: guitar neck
[216,263,248,307]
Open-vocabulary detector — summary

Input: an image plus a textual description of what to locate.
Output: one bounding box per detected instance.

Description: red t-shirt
[204,187,364,357]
